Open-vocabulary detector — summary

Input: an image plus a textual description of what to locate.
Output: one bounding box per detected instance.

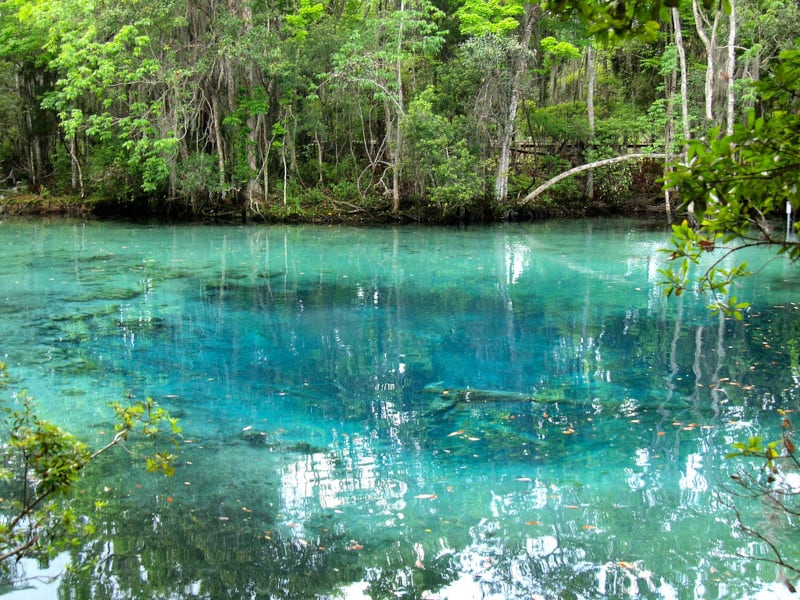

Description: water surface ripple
[0,219,798,599]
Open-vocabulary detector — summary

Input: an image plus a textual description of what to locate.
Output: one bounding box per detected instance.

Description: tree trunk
[672,8,691,146]
[210,94,227,200]
[663,40,678,223]
[389,0,407,213]
[68,135,84,198]
[384,99,401,212]
[585,44,595,200]
[315,131,324,185]
[495,5,537,203]
[726,0,737,136]
[671,6,691,223]
[693,0,721,123]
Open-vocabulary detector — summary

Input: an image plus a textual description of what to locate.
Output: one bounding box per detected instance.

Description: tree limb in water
[518,153,667,206]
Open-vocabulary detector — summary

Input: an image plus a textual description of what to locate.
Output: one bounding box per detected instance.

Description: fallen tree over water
[517,153,667,206]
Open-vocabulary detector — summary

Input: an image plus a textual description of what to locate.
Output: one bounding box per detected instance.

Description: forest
[0,0,799,222]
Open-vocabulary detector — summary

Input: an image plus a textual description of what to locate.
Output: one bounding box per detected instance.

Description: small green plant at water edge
[0,362,180,570]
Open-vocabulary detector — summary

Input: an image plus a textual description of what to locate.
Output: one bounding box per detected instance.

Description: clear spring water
[0,218,798,599]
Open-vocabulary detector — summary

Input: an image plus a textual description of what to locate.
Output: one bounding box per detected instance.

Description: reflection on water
[0,219,799,599]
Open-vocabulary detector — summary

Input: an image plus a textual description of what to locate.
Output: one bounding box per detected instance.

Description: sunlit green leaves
[8,392,90,494]
[540,35,581,61]
[33,5,178,196]
[455,0,524,37]
[285,0,325,42]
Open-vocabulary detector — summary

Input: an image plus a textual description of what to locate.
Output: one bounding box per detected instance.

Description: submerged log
[423,382,541,406]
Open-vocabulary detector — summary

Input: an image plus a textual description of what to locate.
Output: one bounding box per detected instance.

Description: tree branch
[517,153,666,206]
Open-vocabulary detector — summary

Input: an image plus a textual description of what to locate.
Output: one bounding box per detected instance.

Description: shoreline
[0,192,670,225]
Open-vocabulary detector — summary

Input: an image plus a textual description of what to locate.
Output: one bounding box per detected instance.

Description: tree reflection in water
[0,221,797,598]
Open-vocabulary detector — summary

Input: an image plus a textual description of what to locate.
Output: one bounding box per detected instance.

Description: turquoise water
[0,218,798,599]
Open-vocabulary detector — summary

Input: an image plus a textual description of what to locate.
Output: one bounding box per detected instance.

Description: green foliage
[332,0,446,92]
[659,219,752,317]
[455,0,524,37]
[0,363,180,568]
[330,180,361,203]
[174,152,223,206]
[0,0,795,222]
[526,101,590,143]
[544,0,717,41]
[539,36,581,62]
[285,0,325,42]
[661,41,800,315]
[401,88,483,217]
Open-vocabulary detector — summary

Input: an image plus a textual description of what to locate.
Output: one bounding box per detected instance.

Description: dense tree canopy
[0,0,799,222]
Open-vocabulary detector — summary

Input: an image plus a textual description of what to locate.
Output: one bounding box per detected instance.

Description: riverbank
[0,193,97,218]
[0,191,668,224]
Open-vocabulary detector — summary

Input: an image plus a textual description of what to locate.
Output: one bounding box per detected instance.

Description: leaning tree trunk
[517,153,667,206]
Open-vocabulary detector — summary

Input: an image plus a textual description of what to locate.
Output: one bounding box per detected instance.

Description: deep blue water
[0,219,798,599]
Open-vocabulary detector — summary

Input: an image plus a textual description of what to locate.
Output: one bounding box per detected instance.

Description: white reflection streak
[280,453,345,510]
[629,448,651,493]
[504,241,530,285]
[679,453,708,502]
[278,441,408,529]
